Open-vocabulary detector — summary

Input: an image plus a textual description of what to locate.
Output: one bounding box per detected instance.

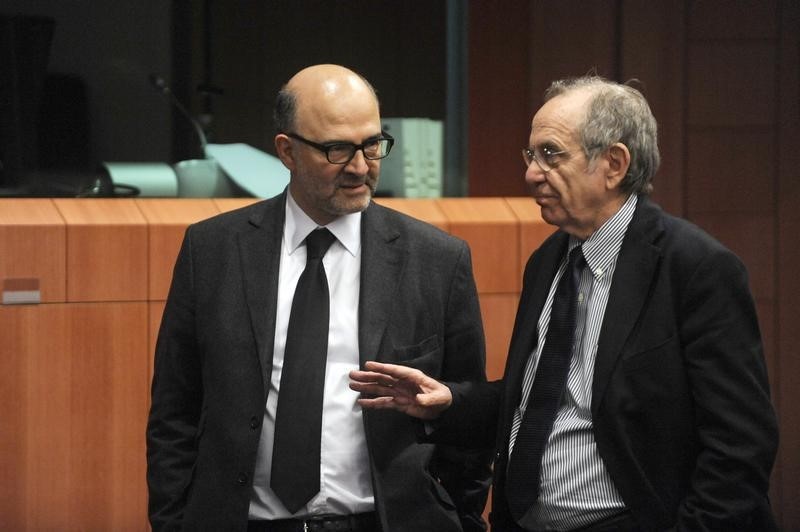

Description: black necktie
[506,245,586,521]
[271,228,336,513]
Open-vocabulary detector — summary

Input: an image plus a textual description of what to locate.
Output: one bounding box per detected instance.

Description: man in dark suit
[350,76,778,531]
[146,64,490,531]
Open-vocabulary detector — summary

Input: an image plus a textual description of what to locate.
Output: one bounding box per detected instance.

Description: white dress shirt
[249,192,374,519]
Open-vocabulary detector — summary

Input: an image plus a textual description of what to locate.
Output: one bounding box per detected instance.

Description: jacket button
[237,473,248,485]
[250,416,260,430]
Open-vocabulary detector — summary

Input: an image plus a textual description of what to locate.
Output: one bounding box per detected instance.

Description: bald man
[146,64,491,532]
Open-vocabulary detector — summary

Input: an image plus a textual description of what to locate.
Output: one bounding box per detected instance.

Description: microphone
[148,73,208,153]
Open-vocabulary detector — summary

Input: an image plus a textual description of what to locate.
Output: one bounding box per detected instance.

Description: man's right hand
[349,361,453,420]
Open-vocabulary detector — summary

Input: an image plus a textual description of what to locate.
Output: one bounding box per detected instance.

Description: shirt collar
[569,194,637,278]
[285,190,362,256]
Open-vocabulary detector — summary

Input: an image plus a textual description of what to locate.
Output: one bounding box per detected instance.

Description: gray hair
[544,76,660,195]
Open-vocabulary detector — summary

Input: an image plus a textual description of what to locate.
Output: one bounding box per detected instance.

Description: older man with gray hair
[351,76,778,531]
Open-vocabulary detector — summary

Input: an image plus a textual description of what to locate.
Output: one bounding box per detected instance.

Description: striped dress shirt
[510,194,638,530]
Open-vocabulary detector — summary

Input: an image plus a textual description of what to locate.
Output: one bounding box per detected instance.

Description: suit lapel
[358,203,404,365]
[591,199,663,415]
[238,193,285,400]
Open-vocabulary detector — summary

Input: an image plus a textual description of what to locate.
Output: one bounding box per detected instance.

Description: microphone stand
[148,73,208,155]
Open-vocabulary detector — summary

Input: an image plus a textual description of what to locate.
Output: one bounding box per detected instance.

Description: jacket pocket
[622,334,678,373]
[391,334,442,375]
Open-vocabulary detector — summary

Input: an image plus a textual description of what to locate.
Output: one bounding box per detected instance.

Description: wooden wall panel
[620,0,687,216]
[528,0,618,88]
[527,0,618,120]
[53,199,148,303]
[479,293,519,381]
[135,199,219,301]
[0,306,41,528]
[437,198,519,293]
[0,199,66,303]
[19,305,72,529]
[686,130,774,214]
[0,303,149,531]
[467,0,530,197]
[504,197,556,280]
[687,43,776,127]
[687,0,777,40]
[106,303,150,530]
[374,198,449,232]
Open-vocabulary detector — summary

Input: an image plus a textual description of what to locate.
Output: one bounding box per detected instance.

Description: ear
[274,133,296,171]
[605,142,631,190]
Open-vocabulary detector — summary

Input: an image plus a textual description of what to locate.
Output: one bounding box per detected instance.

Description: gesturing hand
[349,361,453,420]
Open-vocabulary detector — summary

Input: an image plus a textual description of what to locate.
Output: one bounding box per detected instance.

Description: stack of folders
[379,118,443,198]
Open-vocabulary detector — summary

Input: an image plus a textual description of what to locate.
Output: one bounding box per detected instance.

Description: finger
[349,369,398,385]
[349,382,399,397]
[362,361,421,380]
[357,396,406,410]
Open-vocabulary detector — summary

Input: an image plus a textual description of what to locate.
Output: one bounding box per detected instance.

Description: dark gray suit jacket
[146,192,490,531]
[438,197,778,531]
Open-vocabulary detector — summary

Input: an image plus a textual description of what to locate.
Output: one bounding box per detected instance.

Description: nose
[345,148,370,174]
[525,160,548,186]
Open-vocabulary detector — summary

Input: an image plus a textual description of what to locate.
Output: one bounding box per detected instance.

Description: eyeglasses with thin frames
[522,146,569,173]
[287,132,394,165]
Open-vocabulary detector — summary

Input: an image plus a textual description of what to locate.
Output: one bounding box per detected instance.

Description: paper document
[205,143,289,198]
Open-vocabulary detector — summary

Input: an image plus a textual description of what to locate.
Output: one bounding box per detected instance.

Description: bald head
[274,64,379,135]
[288,64,377,102]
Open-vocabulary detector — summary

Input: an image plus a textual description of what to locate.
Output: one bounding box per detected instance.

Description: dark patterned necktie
[506,245,586,520]
[271,228,336,513]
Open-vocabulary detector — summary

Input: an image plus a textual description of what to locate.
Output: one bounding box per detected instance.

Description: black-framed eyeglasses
[522,146,569,173]
[287,132,394,164]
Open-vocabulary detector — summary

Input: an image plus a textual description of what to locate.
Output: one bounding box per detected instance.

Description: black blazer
[146,192,490,531]
[440,197,778,531]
